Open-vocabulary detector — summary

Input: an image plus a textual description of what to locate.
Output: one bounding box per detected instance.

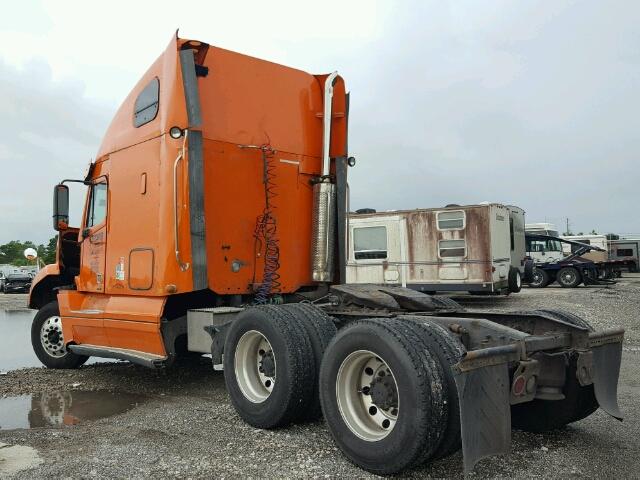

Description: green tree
[42,236,58,264]
[0,237,58,266]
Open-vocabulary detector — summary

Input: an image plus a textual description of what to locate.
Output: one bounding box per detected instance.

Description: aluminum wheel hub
[336,350,399,441]
[234,330,276,403]
[40,316,67,358]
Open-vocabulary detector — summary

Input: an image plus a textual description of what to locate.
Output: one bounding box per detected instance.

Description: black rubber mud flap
[453,345,518,475]
[592,341,623,421]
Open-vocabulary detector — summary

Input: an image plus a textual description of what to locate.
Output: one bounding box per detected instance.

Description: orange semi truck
[29,34,623,475]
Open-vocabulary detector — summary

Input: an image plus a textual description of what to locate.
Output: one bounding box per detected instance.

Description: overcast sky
[0,0,638,245]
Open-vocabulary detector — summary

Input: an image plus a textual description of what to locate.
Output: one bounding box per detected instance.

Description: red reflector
[513,375,526,396]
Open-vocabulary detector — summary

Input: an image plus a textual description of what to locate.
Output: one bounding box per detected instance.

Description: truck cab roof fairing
[95,34,190,159]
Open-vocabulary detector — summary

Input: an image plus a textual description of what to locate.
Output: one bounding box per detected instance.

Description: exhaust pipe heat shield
[311,182,336,282]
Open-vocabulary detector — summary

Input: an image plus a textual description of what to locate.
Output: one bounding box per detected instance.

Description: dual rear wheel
[224,307,464,474]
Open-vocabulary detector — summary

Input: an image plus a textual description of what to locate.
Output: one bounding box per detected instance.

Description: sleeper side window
[354,226,387,260]
[134,78,160,127]
[86,183,108,228]
[439,239,466,258]
[437,211,465,230]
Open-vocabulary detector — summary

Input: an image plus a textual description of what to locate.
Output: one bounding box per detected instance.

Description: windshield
[526,238,563,253]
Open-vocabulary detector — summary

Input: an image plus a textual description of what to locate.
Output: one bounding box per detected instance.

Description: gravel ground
[1,276,639,479]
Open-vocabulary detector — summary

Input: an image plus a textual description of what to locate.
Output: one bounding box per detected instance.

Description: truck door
[78,181,108,292]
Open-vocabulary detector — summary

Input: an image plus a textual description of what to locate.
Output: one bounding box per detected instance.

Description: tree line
[0,237,57,266]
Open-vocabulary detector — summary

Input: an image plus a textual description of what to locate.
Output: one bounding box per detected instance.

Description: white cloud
[0,0,638,243]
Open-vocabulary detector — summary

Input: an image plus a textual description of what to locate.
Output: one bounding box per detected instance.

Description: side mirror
[53,184,69,231]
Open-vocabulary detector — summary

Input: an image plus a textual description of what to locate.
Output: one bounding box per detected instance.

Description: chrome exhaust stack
[311,72,339,282]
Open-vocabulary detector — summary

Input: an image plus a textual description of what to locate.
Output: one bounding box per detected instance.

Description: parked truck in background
[347,203,531,295]
[525,223,565,263]
[28,34,624,475]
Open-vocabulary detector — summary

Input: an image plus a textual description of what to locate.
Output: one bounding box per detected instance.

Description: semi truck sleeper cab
[29,33,624,475]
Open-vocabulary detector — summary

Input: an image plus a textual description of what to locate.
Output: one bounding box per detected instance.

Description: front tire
[31,301,88,369]
[319,318,447,475]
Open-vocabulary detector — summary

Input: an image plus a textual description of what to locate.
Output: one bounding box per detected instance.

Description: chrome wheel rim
[336,350,399,442]
[40,316,67,358]
[532,270,543,286]
[561,270,577,284]
[234,330,276,403]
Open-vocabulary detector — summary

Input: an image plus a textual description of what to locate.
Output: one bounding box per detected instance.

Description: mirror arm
[60,179,92,186]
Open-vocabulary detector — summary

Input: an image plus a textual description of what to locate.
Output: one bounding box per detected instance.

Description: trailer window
[439,239,466,258]
[437,211,465,230]
[134,78,160,127]
[86,183,107,228]
[353,227,387,260]
[617,249,633,257]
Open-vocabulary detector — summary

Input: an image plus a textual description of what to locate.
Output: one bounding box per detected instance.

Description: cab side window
[134,78,160,127]
[86,183,108,228]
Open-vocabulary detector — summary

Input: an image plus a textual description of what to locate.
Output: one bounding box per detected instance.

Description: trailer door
[346,218,404,285]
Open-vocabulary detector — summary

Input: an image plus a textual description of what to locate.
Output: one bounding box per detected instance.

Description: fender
[28,264,64,309]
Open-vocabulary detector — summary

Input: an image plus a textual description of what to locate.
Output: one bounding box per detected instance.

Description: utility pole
[565,217,571,236]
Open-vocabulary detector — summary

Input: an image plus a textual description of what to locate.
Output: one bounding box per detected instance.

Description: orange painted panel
[66,317,108,346]
[104,319,164,355]
[58,290,166,355]
[199,46,325,157]
[129,249,154,290]
[104,137,166,295]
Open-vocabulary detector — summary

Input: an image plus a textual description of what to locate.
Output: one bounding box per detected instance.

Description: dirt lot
[1,276,639,479]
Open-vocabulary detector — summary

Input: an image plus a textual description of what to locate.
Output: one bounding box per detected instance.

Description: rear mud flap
[453,345,519,475]
[591,341,623,420]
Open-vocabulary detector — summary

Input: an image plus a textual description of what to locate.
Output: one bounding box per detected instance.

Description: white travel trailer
[347,204,529,294]
[609,239,640,272]
[560,234,609,263]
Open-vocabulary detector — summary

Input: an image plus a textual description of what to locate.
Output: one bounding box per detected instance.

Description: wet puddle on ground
[0,391,145,430]
[0,309,38,371]
[0,309,116,371]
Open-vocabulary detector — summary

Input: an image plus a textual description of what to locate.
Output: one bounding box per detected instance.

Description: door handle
[173,130,190,272]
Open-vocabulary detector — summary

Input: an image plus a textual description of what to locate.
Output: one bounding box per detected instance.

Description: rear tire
[430,295,464,311]
[31,301,88,369]
[529,268,550,288]
[223,305,315,429]
[400,317,466,459]
[319,318,447,475]
[557,267,582,288]
[279,303,337,420]
[508,267,522,293]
